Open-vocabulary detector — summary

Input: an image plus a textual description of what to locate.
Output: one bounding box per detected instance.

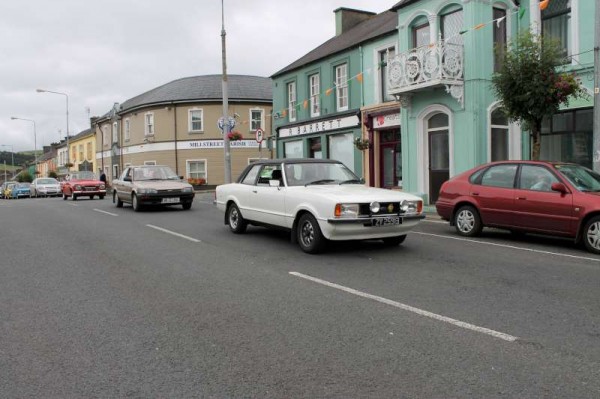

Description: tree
[48,171,58,179]
[491,30,585,160]
[17,171,32,183]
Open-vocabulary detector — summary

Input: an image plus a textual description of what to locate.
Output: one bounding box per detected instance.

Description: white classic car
[215,159,425,253]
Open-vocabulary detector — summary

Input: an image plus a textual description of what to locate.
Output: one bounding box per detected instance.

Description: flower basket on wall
[187,177,206,187]
[227,131,243,141]
[353,137,371,151]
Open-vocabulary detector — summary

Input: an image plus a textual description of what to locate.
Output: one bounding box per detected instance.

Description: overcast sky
[1,0,393,153]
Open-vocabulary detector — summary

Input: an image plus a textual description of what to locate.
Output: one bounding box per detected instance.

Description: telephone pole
[221,0,232,184]
[593,1,600,171]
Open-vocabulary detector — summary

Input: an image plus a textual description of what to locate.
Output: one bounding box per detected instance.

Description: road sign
[255,128,264,143]
[218,116,237,132]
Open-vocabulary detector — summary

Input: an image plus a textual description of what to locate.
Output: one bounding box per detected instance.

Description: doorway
[427,113,449,203]
[379,129,402,188]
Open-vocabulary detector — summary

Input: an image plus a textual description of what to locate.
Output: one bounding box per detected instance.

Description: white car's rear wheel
[227,203,247,233]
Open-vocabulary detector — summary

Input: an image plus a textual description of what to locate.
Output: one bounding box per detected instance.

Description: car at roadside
[112,165,195,211]
[435,160,600,254]
[61,171,106,201]
[3,182,16,199]
[0,182,10,199]
[31,177,61,197]
[6,182,31,199]
[215,158,425,254]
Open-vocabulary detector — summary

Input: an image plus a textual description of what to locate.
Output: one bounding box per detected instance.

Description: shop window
[284,140,303,159]
[309,137,322,159]
[329,133,354,171]
[540,108,593,168]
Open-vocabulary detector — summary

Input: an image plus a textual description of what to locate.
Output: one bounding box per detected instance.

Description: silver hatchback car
[31,177,61,197]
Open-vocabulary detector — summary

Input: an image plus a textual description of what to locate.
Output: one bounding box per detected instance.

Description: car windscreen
[134,166,180,181]
[71,172,97,180]
[284,162,359,186]
[555,164,600,192]
[38,179,58,184]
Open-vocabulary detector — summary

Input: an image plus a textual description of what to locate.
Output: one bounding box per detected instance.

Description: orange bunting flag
[325,88,333,96]
[474,23,486,30]
[282,109,287,117]
[303,99,308,109]
[539,0,550,10]
[356,73,363,83]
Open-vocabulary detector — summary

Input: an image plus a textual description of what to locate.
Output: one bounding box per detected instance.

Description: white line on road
[290,271,518,342]
[413,231,600,263]
[146,224,201,243]
[93,209,118,216]
[423,218,447,224]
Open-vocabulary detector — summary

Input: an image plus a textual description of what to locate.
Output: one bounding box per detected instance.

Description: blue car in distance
[7,182,31,199]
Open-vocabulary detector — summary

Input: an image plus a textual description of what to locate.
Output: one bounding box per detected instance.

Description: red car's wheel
[454,205,483,237]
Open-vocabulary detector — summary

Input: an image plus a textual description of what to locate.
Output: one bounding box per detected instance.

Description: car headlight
[100,184,106,190]
[401,200,423,215]
[74,185,82,190]
[334,203,359,218]
[138,188,158,194]
[182,187,193,193]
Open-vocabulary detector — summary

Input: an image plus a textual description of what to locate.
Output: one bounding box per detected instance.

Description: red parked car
[62,171,106,200]
[435,160,600,254]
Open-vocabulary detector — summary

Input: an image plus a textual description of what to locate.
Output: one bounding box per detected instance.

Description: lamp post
[221,0,232,184]
[36,88,70,168]
[0,144,14,178]
[10,117,37,176]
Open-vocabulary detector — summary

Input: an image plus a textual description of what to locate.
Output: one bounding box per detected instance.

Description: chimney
[334,7,375,36]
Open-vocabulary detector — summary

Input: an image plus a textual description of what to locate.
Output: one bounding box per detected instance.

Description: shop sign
[373,113,401,129]
[183,140,259,149]
[279,115,360,138]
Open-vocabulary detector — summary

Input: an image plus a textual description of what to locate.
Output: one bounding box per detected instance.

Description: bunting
[540,0,550,11]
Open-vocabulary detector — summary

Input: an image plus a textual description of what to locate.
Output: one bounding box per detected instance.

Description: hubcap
[457,210,474,233]
[586,222,600,250]
[300,221,314,246]
[230,208,239,228]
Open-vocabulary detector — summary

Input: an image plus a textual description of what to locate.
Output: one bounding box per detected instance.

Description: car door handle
[516,196,527,200]
[472,192,479,196]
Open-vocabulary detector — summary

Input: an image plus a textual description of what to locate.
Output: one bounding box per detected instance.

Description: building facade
[95,75,272,186]
[68,129,96,173]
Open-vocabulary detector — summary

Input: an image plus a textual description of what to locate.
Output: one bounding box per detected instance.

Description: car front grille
[157,189,183,195]
[359,202,403,216]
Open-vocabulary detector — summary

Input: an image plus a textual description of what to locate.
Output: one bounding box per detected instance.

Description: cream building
[68,129,96,173]
[95,75,272,186]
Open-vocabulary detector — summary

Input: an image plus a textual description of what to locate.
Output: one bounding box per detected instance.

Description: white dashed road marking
[146,224,201,243]
[290,271,518,342]
[93,209,118,216]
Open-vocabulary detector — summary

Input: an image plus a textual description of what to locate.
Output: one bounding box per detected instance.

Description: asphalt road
[1,194,599,398]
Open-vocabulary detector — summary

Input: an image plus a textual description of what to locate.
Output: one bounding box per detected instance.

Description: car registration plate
[371,216,401,227]
[161,197,180,204]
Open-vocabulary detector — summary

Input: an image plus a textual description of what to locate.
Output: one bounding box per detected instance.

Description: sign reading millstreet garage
[183,140,259,149]
[279,115,360,138]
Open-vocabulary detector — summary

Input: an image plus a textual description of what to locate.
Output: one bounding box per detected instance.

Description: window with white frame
[379,47,395,102]
[542,0,571,60]
[441,8,464,46]
[145,112,154,136]
[490,107,509,161]
[493,7,507,73]
[250,109,264,131]
[287,82,297,122]
[189,109,203,132]
[335,64,348,111]
[112,122,118,143]
[309,74,320,117]
[187,160,207,180]
[124,118,130,141]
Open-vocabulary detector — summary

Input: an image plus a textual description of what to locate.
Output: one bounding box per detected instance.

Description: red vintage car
[62,171,107,200]
[435,160,600,254]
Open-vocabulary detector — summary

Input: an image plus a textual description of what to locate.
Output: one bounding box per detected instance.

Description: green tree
[17,171,33,183]
[48,170,58,179]
[491,30,585,160]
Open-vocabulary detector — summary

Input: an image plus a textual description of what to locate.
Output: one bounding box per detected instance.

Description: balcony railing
[387,42,464,106]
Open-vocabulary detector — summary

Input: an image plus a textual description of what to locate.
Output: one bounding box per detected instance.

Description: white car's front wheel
[297,213,325,254]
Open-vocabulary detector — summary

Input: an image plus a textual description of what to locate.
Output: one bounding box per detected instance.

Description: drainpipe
[172,102,179,175]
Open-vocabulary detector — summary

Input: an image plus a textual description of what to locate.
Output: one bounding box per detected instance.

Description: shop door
[429,130,449,203]
[379,130,402,189]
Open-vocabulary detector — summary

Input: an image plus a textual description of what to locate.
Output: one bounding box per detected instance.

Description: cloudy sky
[1,0,393,153]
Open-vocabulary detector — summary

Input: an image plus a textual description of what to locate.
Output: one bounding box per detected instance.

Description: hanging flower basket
[187,177,206,186]
[354,137,371,150]
[64,162,74,168]
[227,131,243,141]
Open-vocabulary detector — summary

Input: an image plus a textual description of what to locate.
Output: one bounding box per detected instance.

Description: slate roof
[271,10,397,78]
[120,75,272,113]
[390,0,420,10]
[69,128,92,141]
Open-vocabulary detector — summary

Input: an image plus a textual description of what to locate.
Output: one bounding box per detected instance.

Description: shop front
[362,106,402,189]
[276,112,362,174]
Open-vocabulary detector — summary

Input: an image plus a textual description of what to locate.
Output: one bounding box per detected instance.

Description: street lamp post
[10,117,37,175]
[0,144,14,178]
[36,89,69,168]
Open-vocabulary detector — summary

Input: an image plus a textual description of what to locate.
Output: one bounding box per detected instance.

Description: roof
[120,75,272,112]
[271,10,397,77]
[390,0,420,10]
[69,128,93,141]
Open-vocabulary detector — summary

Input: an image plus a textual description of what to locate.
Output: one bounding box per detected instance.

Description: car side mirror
[124,176,132,182]
[269,180,281,187]
[551,182,568,194]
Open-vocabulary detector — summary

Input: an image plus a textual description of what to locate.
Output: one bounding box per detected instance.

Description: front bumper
[137,192,195,206]
[323,214,426,240]
[73,189,106,196]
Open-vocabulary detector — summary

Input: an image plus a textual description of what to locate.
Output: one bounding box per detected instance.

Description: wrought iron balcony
[387,42,464,106]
